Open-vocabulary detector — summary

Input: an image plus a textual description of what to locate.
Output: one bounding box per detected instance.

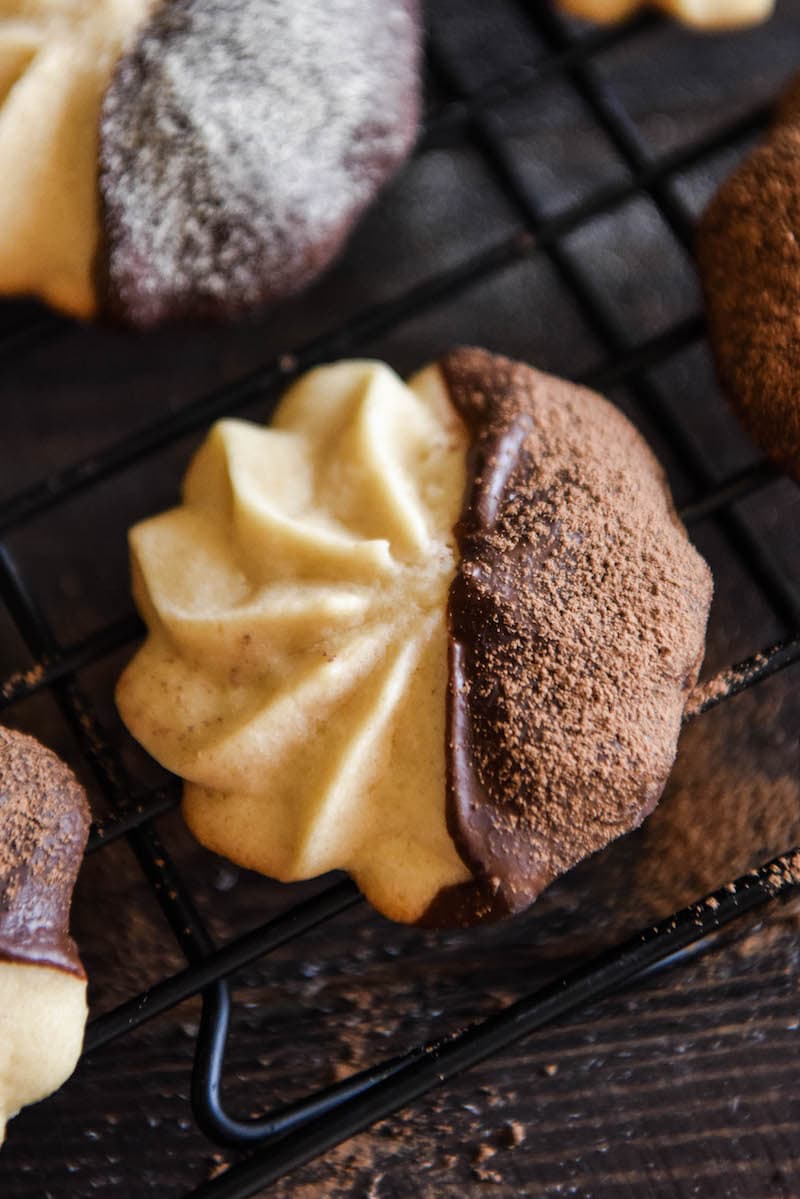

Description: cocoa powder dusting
[0,725,89,976]
[436,348,712,922]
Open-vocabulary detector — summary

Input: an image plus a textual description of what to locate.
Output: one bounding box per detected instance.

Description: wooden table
[1,2,799,1195]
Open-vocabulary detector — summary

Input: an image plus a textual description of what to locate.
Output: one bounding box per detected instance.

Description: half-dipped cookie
[0,0,420,325]
[0,727,90,1142]
[697,77,800,482]
[116,350,712,926]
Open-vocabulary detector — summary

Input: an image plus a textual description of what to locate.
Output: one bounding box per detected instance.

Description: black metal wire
[684,636,800,719]
[0,5,797,1197]
[0,543,217,966]
[0,31,769,541]
[529,2,698,251]
[185,852,800,1199]
[421,8,662,152]
[84,879,361,1054]
[430,10,800,629]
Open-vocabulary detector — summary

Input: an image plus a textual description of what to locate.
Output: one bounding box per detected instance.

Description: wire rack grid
[1,3,799,1196]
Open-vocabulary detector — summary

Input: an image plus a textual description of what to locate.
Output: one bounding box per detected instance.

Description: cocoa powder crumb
[0,661,46,702]
[206,1155,228,1181]
[684,653,768,719]
[501,1120,526,1148]
[471,1142,502,1184]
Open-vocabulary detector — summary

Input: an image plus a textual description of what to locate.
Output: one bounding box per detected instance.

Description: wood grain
[1,1,800,1195]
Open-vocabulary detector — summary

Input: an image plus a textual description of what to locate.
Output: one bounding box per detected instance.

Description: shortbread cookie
[117,350,712,926]
[560,0,772,27]
[0,0,420,325]
[0,727,90,1142]
[697,77,800,483]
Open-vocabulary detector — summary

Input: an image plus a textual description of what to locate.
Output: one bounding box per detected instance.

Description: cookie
[697,76,800,482]
[0,727,90,1142]
[0,0,420,325]
[559,0,772,26]
[116,350,712,926]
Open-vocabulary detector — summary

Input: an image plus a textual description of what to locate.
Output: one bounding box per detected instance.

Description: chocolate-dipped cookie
[560,0,772,25]
[0,0,420,325]
[0,726,90,1142]
[697,77,800,483]
[116,350,712,926]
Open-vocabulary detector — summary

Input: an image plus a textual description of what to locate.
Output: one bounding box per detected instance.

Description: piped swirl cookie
[559,0,772,26]
[697,77,800,483]
[0,0,420,325]
[116,350,713,926]
[0,726,89,1143]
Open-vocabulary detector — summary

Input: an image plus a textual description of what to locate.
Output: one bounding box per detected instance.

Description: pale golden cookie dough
[0,1,154,318]
[117,361,473,924]
[0,963,87,1143]
[560,0,772,26]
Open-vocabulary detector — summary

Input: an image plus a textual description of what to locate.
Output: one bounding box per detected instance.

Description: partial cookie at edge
[697,74,800,483]
[0,726,90,1142]
[559,0,772,27]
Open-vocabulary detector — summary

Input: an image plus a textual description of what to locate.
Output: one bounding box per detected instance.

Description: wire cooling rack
[1,3,800,1196]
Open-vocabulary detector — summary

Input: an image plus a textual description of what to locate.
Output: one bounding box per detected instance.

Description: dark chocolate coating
[697,75,800,483]
[0,727,89,977]
[432,348,712,925]
[97,0,421,328]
